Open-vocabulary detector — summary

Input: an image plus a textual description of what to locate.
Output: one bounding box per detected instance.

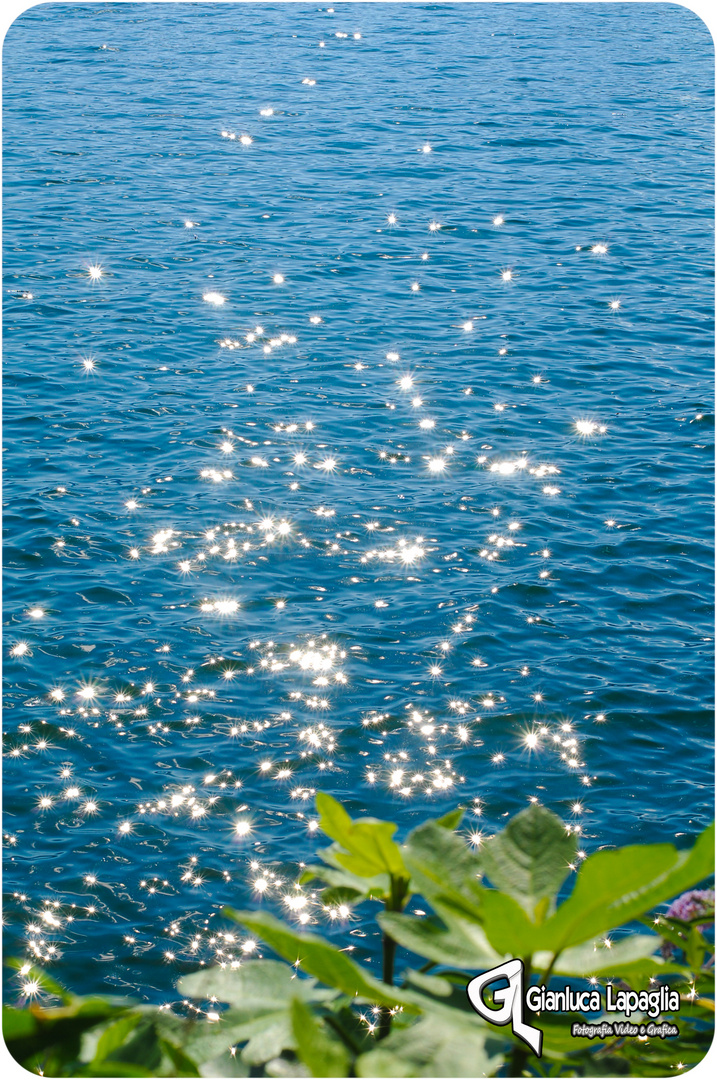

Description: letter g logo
[466,959,542,1057]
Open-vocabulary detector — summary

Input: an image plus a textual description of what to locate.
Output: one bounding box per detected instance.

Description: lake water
[3,2,713,1002]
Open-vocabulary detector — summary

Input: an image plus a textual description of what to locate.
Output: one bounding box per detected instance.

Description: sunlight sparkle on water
[575,419,607,436]
[1,19,664,1001]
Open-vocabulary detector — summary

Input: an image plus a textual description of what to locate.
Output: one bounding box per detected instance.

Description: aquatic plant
[4,798,713,1077]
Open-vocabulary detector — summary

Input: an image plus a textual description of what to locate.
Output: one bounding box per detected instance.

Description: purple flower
[665,889,714,924]
[659,889,714,959]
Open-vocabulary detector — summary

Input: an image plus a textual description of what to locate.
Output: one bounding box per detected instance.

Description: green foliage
[4,800,713,1077]
[478,803,577,919]
[223,910,416,1011]
[533,824,715,953]
[355,1009,505,1077]
[315,793,409,883]
[290,998,350,1078]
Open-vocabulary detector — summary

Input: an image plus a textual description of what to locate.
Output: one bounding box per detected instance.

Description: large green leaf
[225,910,417,1012]
[355,1009,504,1077]
[467,888,543,955]
[179,960,334,1014]
[534,933,679,979]
[92,1014,143,1066]
[290,998,350,1077]
[299,858,389,902]
[537,822,715,952]
[178,963,338,1069]
[478,804,576,918]
[181,1012,295,1069]
[240,1015,295,1065]
[378,910,500,970]
[403,822,484,916]
[316,794,408,880]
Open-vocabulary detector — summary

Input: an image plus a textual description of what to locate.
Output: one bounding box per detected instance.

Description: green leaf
[179,960,334,1014]
[300,859,389,900]
[92,1013,143,1065]
[534,933,679,979]
[356,1009,505,1077]
[316,794,408,880]
[478,803,576,918]
[686,925,706,971]
[178,962,340,1070]
[290,997,350,1077]
[378,910,500,970]
[403,822,484,915]
[225,910,417,1011]
[434,808,464,830]
[471,887,547,955]
[158,1037,202,1077]
[104,1017,163,1071]
[184,1013,288,1067]
[403,970,453,998]
[534,895,551,925]
[320,886,365,908]
[241,1015,295,1065]
[265,1059,310,1078]
[537,822,715,952]
[199,1052,249,1077]
[2,1005,38,1041]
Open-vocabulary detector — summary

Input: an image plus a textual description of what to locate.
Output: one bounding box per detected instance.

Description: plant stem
[382,928,397,988]
[377,875,409,1040]
[537,950,561,988]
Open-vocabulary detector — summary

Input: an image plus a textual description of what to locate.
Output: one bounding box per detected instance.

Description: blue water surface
[2,2,714,1002]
